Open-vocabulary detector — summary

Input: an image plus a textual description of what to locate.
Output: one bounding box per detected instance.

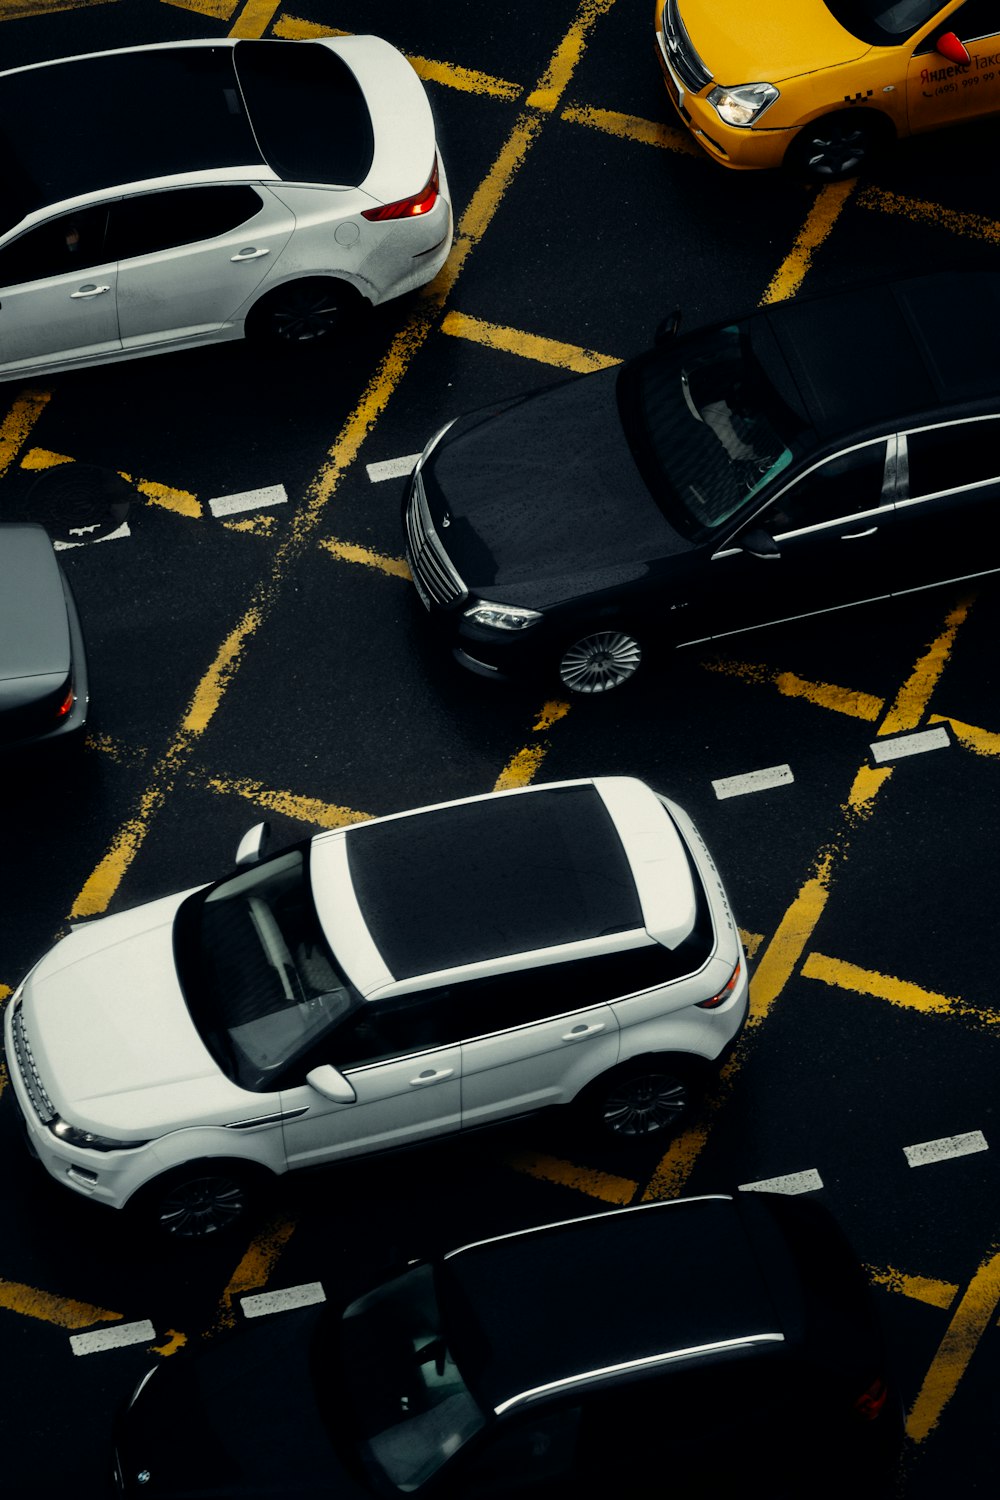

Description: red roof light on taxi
[362,158,439,221]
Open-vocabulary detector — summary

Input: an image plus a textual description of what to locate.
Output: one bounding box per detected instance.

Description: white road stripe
[366,454,421,483]
[70,1319,155,1356]
[904,1131,988,1168]
[54,522,131,550]
[871,726,950,763]
[738,1169,823,1195]
[241,1282,326,1319]
[712,765,793,800]
[209,484,287,518]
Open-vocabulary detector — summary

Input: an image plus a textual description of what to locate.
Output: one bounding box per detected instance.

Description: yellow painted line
[866,1264,958,1311]
[0,390,49,479]
[227,0,279,37]
[803,953,958,1016]
[223,513,278,535]
[494,744,550,791]
[85,730,147,765]
[760,180,857,305]
[0,0,112,16]
[0,1061,7,1098]
[442,309,619,373]
[213,1214,297,1331]
[526,0,616,112]
[907,1246,1000,1442]
[560,103,701,156]
[0,983,11,1001]
[747,859,833,1028]
[202,773,372,829]
[151,1328,188,1356]
[740,930,764,961]
[845,761,893,820]
[878,597,972,736]
[532,700,571,731]
[273,16,523,98]
[319,537,411,579]
[930,713,1000,758]
[702,657,885,721]
[132,477,201,520]
[20,446,72,469]
[163,0,237,19]
[507,1152,637,1205]
[0,1279,120,1330]
[857,185,1000,246]
[642,1120,712,1201]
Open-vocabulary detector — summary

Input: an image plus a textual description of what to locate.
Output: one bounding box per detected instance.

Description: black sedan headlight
[463,602,543,631]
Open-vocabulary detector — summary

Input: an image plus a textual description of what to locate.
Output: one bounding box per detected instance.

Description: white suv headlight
[463,602,543,631]
[50,1118,147,1152]
[707,82,779,127]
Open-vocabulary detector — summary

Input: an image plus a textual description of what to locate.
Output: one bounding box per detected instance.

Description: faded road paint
[441,309,620,374]
[907,1247,1000,1442]
[760,180,857,305]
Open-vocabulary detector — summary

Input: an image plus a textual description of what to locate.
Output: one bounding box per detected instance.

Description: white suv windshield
[175,847,361,1091]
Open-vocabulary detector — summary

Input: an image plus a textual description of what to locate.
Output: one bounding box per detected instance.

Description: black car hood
[422,369,690,608]
[115,1308,365,1499]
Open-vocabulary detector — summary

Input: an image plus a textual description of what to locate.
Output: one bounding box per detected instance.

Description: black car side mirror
[654,307,682,347]
[740,527,780,559]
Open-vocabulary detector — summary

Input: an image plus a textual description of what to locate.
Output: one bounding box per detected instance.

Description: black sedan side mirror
[740,527,780,559]
[654,307,682,347]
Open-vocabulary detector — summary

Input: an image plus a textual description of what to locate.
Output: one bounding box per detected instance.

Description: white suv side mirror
[306,1065,357,1104]
[235,821,271,867]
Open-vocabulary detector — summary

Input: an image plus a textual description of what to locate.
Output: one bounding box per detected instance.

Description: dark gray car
[0,522,88,752]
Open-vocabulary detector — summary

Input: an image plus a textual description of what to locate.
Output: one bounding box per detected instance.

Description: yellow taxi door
[906,1,1000,135]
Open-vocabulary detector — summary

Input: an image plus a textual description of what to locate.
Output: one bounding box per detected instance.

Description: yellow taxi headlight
[708,83,779,128]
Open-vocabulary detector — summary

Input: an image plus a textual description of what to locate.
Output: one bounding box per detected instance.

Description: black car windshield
[823,1,944,44]
[175,847,362,1091]
[618,325,803,541]
[339,1265,485,1493]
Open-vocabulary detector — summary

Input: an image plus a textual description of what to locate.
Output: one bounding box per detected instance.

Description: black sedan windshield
[618,325,802,541]
[175,847,361,1091]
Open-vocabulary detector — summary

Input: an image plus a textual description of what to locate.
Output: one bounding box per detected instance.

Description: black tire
[583,1057,704,1141]
[786,112,884,181]
[137,1162,260,1240]
[247,277,360,345]
[556,626,643,695]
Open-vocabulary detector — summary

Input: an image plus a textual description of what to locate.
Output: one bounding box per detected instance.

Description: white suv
[0,34,452,377]
[4,778,748,1237]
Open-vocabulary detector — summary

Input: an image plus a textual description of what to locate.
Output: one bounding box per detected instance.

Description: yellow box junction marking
[526,0,616,112]
[227,0,280,38]
[213,1213,297,1332]
[907,1247,1000,1443]
[318,537,411,580]
[0,1279,120,1330]
[702,657,886,722]
[878,598,972,737]
[866,1265,958,1312]
[163,0,238,18]
[202,773,372,830]
[560,104,700,155]
[493,700,572,791]
[930,713,1000,759]
[802,952,1000,1029]
[442,310,620,374]
[0,0,111,16]
[760,180,857,305]
[857,186,1000,247]
[506,1152,637,1205]
[0,390,49,479]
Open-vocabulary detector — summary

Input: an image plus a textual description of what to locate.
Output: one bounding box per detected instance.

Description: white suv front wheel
[137,1162,261,1240]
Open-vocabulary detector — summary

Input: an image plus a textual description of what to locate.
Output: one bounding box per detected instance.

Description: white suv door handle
[70,284,111,298]
[231,247,270,261]
[561,1023,605,1041]
[409,1067,454,1086]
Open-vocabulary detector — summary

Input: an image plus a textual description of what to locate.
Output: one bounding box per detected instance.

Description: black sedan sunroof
[345,786,642,979]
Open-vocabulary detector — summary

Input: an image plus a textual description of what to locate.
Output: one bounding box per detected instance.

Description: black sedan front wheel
[557,628,643,694]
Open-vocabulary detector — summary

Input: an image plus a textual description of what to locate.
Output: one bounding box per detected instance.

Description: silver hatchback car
[0,34,452,377]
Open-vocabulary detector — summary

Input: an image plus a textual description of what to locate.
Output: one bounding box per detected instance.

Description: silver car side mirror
[235,821,271,867]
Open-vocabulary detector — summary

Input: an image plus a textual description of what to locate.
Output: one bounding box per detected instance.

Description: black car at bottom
[113,1193,902,1498]
[404,270,1000,693]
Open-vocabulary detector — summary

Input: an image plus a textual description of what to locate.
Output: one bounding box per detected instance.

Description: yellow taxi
[654,0,1000,176]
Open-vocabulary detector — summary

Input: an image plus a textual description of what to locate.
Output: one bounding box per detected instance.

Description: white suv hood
[21,889,253,1138]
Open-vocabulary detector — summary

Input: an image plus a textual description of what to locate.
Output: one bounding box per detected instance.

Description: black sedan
[113,1194,902,1499]
[404,271,1000,693]
[0,522,88,752]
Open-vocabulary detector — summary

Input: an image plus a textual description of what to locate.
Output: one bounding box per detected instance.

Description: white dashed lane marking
[54,523,131,550]
[712,765,794,800]
[70,1319,156,1356]
[366,454,420,483]
[738,1169,824,1195]
[241,1283,326,1318]
[904,1131,988,1167]
[871,725,950,762]
[209,484,288,518]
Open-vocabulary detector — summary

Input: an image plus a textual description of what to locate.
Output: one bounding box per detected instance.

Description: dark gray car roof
[0,524,70,681]
[344,784,642,979]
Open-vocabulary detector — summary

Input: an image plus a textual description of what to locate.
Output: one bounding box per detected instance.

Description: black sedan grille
[405,474,468,608]
[9,999,56,1124]
[663,0,713,92]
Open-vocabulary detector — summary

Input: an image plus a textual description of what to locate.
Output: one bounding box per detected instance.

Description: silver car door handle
[231,247,270,261]
[561,1023,605,1041]
[841,527,878,539]
[409,1067,455,1086]
[70,284,111,298]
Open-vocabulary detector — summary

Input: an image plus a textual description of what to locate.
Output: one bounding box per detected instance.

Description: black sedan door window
[891,416,1000,594]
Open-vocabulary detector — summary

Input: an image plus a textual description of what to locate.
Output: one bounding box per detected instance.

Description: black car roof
[439,1199,785,1413]
[344,784,642,979]
[757,272,1000,440]
[0,41,373,229]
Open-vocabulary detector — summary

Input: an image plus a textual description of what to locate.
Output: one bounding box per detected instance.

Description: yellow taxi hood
[679,0,870,83]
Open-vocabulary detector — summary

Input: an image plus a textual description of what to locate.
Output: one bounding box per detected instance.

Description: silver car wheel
[156,1172,248,1238]
[558,630,642,694]
[600,1071,689,1137]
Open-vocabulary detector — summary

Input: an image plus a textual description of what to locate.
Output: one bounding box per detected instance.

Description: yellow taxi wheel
[786,112,886,181]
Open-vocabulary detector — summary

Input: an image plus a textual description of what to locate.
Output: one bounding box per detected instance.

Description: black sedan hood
[421,368,689,608]
[115,1308,364,1499]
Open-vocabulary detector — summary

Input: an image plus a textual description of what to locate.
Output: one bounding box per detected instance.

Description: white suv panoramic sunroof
[5,777,748,1238]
